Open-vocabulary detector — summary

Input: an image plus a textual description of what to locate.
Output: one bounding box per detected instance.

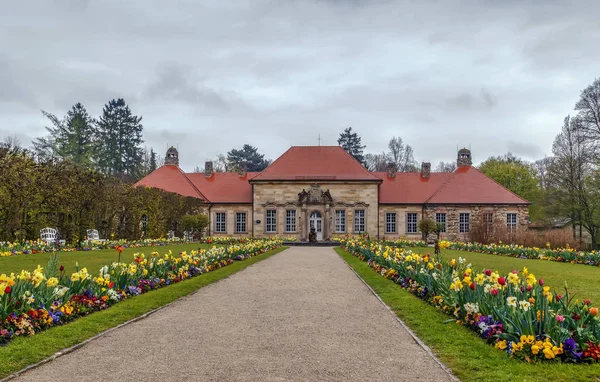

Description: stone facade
[208,204,253,237]
[252,182,379,240]
[378,205,423,239]
[423,204,529,241]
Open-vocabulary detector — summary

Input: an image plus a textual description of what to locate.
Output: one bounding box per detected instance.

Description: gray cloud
[0,0,598,170]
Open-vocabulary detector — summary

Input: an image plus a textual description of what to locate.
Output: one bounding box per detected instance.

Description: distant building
[136,146,529,241]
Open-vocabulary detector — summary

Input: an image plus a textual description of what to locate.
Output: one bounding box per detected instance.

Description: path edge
[0,248,285,382]
[336,250,460,382]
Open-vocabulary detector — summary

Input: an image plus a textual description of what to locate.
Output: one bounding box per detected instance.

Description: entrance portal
[309,211,323,241]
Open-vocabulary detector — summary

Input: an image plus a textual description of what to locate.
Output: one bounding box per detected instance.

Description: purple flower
[563,338,582,359]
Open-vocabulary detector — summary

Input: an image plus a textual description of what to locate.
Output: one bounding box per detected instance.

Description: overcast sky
[1,0,599,171]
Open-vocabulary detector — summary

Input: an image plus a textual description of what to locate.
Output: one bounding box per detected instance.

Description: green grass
[408,247,600,303]
[335,247,600,382]
[0,243,215,275]
[0,246,287,379]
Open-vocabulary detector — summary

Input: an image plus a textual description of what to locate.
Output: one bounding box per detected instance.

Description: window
[354,209,365,233]
[435,213,446,233]
[265,210,277,233]
[484,212,493,233]
[335,210,346,232]
[215,212,226,233]
[407,213,418,233]
[235,212,247,233]
[459,213,470,233]
[385,212,397,233]
[507,213,517,232]
[285,210,296,232]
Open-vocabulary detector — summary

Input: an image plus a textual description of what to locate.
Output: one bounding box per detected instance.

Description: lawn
[0,246,287,379]
[406,247,600,303]
[336,247,600,382]
[0,243,214,275]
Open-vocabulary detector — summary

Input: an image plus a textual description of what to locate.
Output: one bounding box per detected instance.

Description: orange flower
[590,307,598,316]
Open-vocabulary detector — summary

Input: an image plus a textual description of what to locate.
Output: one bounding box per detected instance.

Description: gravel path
[11,247,454,382]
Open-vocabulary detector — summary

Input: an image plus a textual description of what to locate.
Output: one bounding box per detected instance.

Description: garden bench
[40,227,65,245]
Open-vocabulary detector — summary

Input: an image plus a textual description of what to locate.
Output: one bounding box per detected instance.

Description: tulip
[485,269,492,276]
[539,279,544,286]
[4,286,10,294]
[60,265,65,272]
[470,283,476,290]
[491,289,499,296]
[556,315,565,323]
[590,307,598,316]
[498,277,506,286]
[556,294,563,301]
[527,285,532,292]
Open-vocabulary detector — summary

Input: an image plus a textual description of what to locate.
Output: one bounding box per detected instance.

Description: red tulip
[470,283,476,290]
[4,286,11,294]
[527,285,532,292]
[60,265,65,272]
[491,289,499,296]
[485,269,492,276]
[539,279,544,286]
[498,277,506,286]
[556,294,563,301]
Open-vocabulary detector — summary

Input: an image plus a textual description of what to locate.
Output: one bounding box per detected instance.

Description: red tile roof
[134,165,206,200]
[425,166,529,205]
[186,172,256,203]
[134,147,529,206]
[250,146,381,182]
[376,172,452,204]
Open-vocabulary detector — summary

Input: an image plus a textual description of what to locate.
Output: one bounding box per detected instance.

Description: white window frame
[507,213,517,232]
[214,212,226,233]
[235,212,247,233]
[406,213,418,234]
[435,213,446,233]
[385,212,397,233]
[484,212,494,233]
[285,210,296,233]
[354,209,365,233]
[459,213,470,233]
[335,210,346,233]
[265,209,277,233]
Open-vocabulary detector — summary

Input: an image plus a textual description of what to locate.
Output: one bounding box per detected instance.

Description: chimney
[204,161,213,178]
[238,164,247,177]
[386,162,397,178]
[457,148,472,167]
[420,162,431,179]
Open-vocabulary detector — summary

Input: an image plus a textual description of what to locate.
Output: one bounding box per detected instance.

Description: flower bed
[200,236,297,244]
[0,238,194,258]
[449,241,600,267]
[341,238,600,363]
[0,239,282,344]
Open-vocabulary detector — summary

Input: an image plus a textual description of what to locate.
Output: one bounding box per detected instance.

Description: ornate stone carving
[298,184,334,205]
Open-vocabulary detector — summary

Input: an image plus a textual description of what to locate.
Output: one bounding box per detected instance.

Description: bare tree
[547,116,598,246]
[574,78,600,142]
[2,135,21,150]
[364,153,389,171]
[434,161,456,172]
[533,156,554,190]
[387,137,418,172]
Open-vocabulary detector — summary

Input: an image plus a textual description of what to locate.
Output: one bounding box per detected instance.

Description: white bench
[40,227,65,245]
[86,229,106,242]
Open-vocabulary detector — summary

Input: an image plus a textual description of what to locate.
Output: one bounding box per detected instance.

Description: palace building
[135,146,529,241]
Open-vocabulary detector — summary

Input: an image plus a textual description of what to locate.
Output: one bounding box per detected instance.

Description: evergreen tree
[227,144,270,172]
[338,127,366,164]
[96,98,144,177]
[33,103,96,166]
[149,148,157,172]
